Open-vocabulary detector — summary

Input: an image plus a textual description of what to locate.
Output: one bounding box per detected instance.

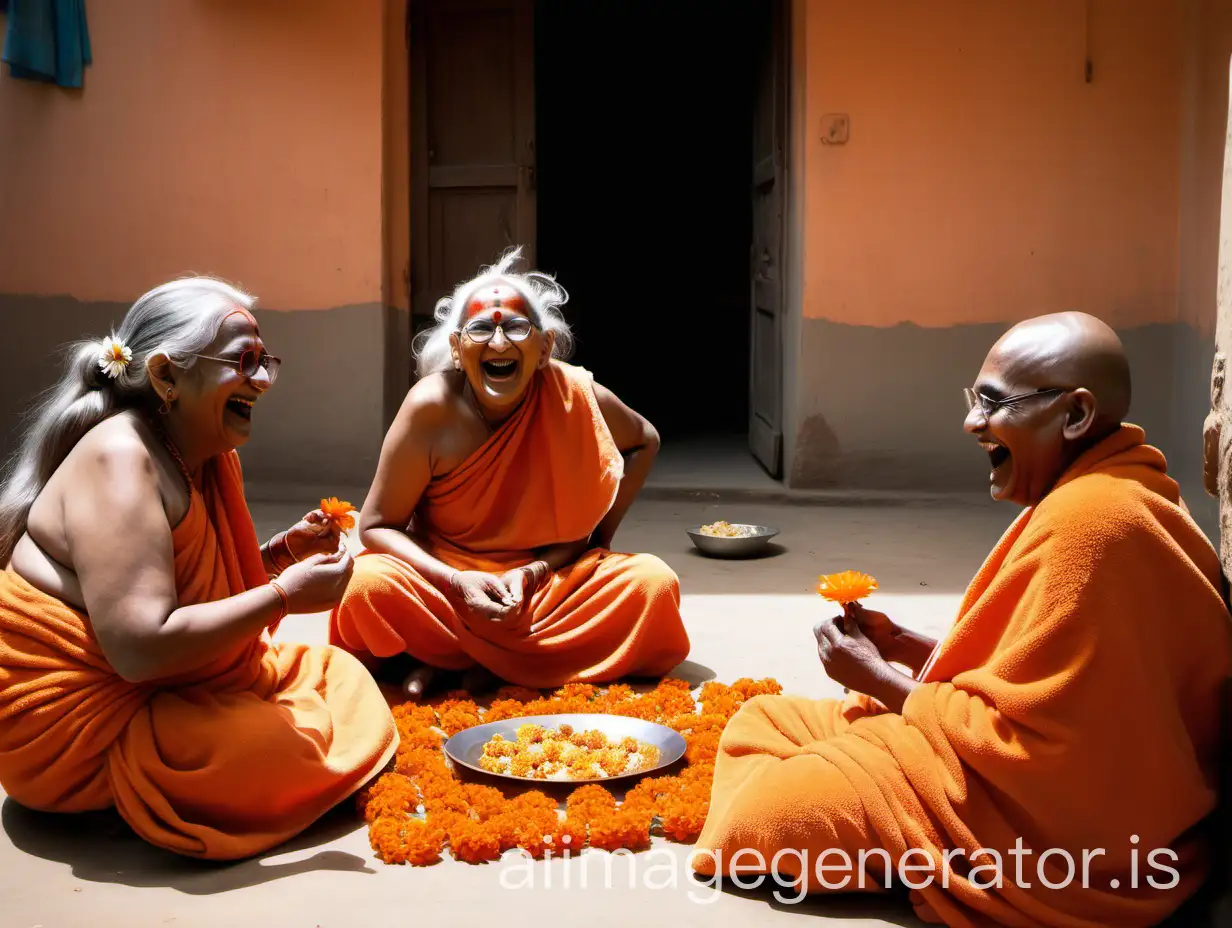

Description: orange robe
[0,452,397,860]
[330,361,689,688]
[692,426,1232,928]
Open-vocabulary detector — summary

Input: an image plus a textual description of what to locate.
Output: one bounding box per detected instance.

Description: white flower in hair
[98,336,132,379]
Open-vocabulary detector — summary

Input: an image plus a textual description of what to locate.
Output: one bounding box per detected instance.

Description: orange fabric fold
[0,451,397,860]
[693,426,1232,927]
[330,361,689,687]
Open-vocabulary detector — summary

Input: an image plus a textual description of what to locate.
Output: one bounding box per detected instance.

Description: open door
[748,0,787,477]
[410,0,536,346]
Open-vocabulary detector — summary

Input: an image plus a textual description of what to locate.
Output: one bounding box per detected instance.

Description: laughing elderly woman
[329,247,689,697]
[0,277,396,859]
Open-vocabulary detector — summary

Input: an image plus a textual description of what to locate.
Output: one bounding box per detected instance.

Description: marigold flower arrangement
[816,570,879,605]
[360,676,783,865]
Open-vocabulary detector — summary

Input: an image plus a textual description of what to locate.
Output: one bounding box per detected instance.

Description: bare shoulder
[589,377,658,449]
[398,373,465,427]
[64,413,159,483]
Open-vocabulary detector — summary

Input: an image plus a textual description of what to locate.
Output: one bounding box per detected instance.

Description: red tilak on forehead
[465,285,528,320]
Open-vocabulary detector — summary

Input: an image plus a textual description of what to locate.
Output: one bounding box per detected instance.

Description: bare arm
[520,381,660,573]
[590,381,660,549]
[65,440,284,684]
[356,385,460,590]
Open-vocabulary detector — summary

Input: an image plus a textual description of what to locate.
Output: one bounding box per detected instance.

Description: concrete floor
[0,494,1056,928]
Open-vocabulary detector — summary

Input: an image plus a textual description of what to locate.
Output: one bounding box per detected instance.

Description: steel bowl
[686,524,780,558]
[443,713,686,784]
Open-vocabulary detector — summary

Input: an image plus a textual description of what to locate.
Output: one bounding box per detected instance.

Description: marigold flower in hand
[817,570,879,605]
[319,497,357,532]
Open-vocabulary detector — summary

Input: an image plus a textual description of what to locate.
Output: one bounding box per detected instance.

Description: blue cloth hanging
[2,0,91,88]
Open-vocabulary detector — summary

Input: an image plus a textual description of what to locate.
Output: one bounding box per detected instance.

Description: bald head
[967,312,1133,506]
[990,312,1131,429]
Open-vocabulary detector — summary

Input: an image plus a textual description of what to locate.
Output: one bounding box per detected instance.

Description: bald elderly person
[693,313,1232,927]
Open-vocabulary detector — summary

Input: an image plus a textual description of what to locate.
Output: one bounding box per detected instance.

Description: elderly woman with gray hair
[329,247,689,698]
[0,278,396,859]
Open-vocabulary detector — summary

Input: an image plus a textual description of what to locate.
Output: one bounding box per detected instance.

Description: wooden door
[410,0,536,346]
[749,0,787,476]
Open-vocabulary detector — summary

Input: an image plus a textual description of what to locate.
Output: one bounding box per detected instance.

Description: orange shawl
[696,427,1232,926]
[416,360,623,569]
[0,451,396,858]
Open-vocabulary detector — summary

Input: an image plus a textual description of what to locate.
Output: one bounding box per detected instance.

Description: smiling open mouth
[226,398,254,421]
[481,358,519,380]
[988,446,1010,469]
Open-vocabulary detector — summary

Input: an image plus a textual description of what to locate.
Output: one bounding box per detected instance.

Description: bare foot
[402,664,437,699]
[460,665,505,695]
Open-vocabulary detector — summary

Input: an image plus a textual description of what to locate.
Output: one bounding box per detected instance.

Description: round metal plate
[686,524,780,558]
[443,713,687,784]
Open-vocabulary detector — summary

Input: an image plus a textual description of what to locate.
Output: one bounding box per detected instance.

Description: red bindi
[493,310,503,324]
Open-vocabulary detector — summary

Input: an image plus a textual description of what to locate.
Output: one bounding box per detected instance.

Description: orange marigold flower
[393,704,439,729]
[463,784,506,821]
[556,683,598,701]
[731,677,783,699]
[511,790,557,816]
[660,795,709,843]
[589,810,652,852]
[567,784,616,823]
[399,727,443,751]
[320,497,357,532]
[486,812,527,852]
[482,699,525,722]
[438,706,482,736]
[817,570,879,605]
[598,683,635,704]
[448,821,503,864]
[494,685,542,703]
[369,816,446,865]
[360,772,417,822]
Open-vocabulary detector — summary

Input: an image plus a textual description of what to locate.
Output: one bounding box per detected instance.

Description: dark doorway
[535,1,760,443]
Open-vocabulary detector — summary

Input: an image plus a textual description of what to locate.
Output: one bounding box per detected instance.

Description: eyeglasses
[963,386,1067,419]
[460,316,536,344]
[193,349,281,384]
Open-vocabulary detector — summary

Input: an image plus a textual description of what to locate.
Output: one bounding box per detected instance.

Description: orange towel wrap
[330,362,689,688]
[0,451,397,860]
[692,426,1232,928]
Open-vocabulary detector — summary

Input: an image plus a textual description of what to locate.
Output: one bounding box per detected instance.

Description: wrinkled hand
[284,510,343,561]
[845,603,901,659]
[450,570,516,624]
[814,616,891,697]
[500,561,550,608]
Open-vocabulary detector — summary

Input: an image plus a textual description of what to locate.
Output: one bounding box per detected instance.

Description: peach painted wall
[1179,0,1232,337]
[802,0,1183,329]
[0,0,384,311]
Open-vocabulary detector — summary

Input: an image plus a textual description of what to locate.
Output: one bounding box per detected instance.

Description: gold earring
[159,389,175,415]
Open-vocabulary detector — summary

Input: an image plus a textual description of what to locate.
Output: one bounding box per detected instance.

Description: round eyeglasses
[461,316,536,344]
[193,349,281,384]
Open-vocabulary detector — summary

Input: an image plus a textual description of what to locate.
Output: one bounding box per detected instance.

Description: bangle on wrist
[269,580,290,621]
[280,532,299,567]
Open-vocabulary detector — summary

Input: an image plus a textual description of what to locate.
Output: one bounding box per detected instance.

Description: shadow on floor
[702,873,928,926]
[1,799,376,893]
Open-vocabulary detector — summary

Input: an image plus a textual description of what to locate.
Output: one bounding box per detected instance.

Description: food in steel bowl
[698,520,757,538]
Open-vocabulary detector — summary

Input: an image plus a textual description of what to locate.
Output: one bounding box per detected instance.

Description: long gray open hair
[0,277,255,565]
[413,246,574,378]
